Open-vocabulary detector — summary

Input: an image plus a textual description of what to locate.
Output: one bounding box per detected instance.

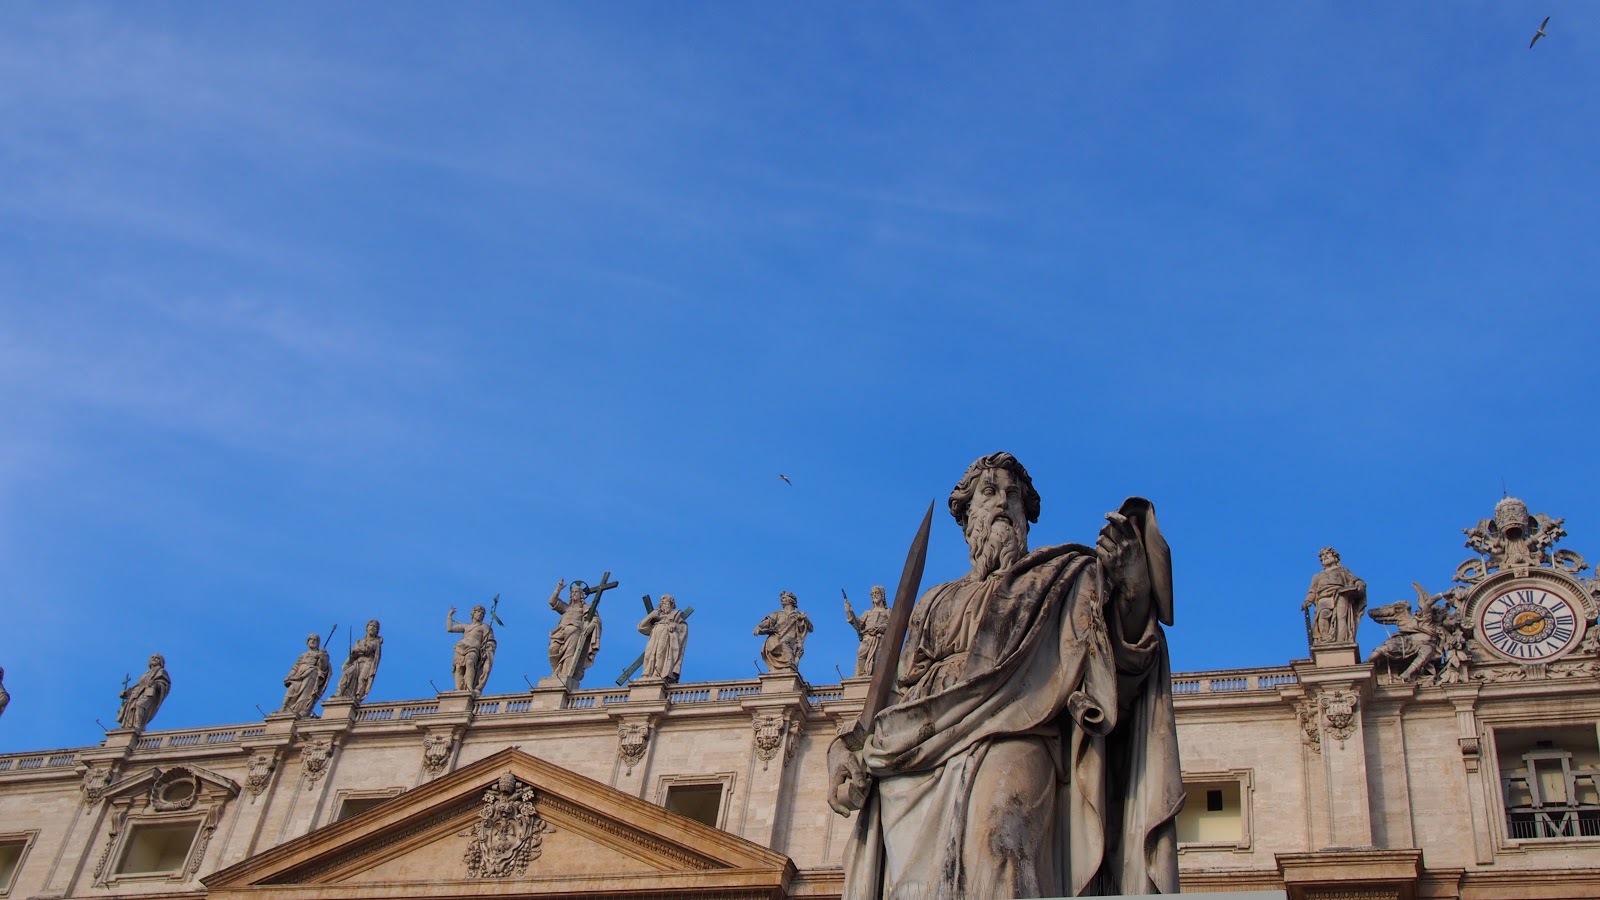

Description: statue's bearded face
[964,467,1030,578]
[570,584,586,602]
[871,586,887,606]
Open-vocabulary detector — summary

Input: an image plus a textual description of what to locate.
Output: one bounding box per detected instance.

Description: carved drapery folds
[461,773,553,878]
[617,721,650,775]
[752,711,796,771]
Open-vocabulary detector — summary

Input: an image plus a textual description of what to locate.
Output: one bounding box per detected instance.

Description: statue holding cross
[627,594,691,684]
[543,571,615,688]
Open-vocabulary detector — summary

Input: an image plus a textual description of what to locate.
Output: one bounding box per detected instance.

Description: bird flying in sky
[778,474,792,486]
[1530,16,1550,48]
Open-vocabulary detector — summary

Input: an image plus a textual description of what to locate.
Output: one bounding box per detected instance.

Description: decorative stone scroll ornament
[185,807,224,876]
[1294,697,1322,754]
[300,738,334,789]
[93,810,128,880]
[244,753,277,799]
[80,765,114,805]
[151,767,200,811]
[421,734,454,778]
[461,773,553,879]
[752,711,794,771]
[617,721,650,775]
[1319,691,1359,747]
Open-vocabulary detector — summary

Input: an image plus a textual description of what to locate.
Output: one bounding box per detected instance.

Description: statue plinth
[319,697,358,723]
[434,690,477,715]
[1311,642,1360,668]
[527,682,569,711]
[628,679,668,703]
[536,674,579,691]
[840,675,873,701]
[759,671,805,695]
[100,728,141,752]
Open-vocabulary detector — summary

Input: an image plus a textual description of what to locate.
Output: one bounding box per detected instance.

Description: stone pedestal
[433,690,477,715]
[527,684,569,711]
[1311,642,1360,668]
[629,679,668,703]
[840,675,872,701]
[758,671,804,695]
[318,697,358,724]
[537,674,578,691]
[97,728,141,753]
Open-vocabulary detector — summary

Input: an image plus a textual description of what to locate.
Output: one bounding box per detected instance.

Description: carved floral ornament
[461,773,553,879]
[1366,497,1600,686]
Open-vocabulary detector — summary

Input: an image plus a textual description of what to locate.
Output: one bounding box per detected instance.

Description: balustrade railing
[1170,668,1298,695]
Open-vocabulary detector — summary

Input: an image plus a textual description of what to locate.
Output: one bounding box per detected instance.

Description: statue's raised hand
[1097,511,1150,604]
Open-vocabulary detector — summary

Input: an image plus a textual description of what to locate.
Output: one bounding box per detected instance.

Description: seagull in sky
[778,474,793,486]
[1530,16,1550,48]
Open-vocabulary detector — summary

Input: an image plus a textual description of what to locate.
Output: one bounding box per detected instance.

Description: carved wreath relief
[462,773,553,879]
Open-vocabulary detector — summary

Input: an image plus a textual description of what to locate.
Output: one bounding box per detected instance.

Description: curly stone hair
[948,451,1041,528]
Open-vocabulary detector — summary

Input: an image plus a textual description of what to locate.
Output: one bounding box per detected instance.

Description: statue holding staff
[447,604,496,693]
[117,654,172,732]
[279,632,332,718]
[333,619,383,702]
[844,586,892,677]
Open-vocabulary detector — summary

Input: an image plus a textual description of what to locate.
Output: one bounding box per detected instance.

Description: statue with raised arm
[117,654,171,732]
[756,591,813,672]
[547,579,603,685]
[638,595,687,683]
[279,634,332,717]
[333,619,383,702]
[829,452,1181,898]
[1302,547,1368,647]
[845,586,892,677]
[447,605,496,693]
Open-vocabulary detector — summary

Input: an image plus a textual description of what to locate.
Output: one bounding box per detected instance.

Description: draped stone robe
[281,647,331,717]
[548,599,602,682]
[841,498,1181,899]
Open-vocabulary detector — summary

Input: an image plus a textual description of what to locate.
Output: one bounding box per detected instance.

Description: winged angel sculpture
[1368,584,1466,683]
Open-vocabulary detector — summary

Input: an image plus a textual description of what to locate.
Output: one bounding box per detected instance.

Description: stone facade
[3,498,1600,898]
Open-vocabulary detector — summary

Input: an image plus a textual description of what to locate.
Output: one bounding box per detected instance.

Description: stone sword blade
[841,499,934,752]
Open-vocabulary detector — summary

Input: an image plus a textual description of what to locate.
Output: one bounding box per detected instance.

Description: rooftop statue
[844,586,892,677]
[547,579,604,686]
[117,654,171,732]
[755,591,813,673]
[637,594,687,683]
[1302,547,1368,648]
[279,633,332,718]
[829,452,1181,898]
[447,604,496,694]
[332,619,383,703]
[1369,584,1464,683]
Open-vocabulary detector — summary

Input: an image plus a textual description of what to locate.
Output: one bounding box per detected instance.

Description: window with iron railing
[1496,725,1600,841]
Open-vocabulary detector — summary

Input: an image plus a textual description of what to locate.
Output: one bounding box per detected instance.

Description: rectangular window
[115,822,200,876]
[0,838,27,894]
[1495,724,1600,840]
[1175,770,1252,850]
[664,784,723,828]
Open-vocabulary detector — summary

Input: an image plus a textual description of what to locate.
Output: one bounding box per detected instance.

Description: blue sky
[2,3,1596,752]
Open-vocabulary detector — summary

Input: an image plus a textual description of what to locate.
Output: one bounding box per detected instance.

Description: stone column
[737,679,807,847]
[1292,655,1376,848]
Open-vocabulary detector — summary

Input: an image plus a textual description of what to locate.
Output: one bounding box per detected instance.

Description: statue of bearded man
[830,452,1182,898]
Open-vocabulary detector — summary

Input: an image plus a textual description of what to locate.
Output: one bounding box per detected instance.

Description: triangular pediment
[101,763,240,801]
[205,748,794,899]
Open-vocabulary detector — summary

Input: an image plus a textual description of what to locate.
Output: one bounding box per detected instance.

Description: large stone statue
[844,586,892,677]
[1302,547,1368,647]
[447,605,496,693]
[279,634,332,717]
[1369,584,1462,682]
[333,619,383,702]
[637,595,687,683]
[547,580,602,685]
[829,452,1181,898]
[117,654,171,732]
[756,591,813,672]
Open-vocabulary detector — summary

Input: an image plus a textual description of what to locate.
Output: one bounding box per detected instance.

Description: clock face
[1476,585,1583,662]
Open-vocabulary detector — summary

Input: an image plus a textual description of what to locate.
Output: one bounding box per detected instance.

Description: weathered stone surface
[446,605,495,694]
[116,653,170,731]
[755,591,813,673]
[637,595,687,683]
[547,580,602,685]
[279,635,331,718]
[831,452,1182,897]
[1303,547,1367,648]
[844,586,891,677]
[332,620,383,702]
